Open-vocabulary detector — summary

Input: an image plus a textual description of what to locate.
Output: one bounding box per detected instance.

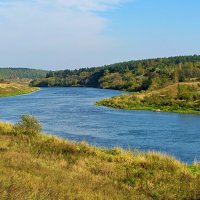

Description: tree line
[0,68,47,80]
[30,55,200,91]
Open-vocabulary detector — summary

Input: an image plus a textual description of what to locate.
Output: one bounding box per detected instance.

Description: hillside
[0,115,199,200]
[31,55,200,91]
[0,82,39,97]
[0,68,48,80]
[97,82,200,114]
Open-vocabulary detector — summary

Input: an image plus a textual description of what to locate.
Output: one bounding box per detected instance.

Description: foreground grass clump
[0,83,39,97]
[0,116,200,200]
[97,82,200,114]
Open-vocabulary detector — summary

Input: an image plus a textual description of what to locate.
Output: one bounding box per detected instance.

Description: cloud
[0,0,127,68]
[0,0,123,11]
[55,0,122,11]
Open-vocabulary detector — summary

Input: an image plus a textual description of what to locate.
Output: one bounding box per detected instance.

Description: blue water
[0,87,200,164]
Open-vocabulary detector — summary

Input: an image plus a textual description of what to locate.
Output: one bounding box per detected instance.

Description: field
[0,116,199,200]
[0,82,39,97]
[97,82,200,114]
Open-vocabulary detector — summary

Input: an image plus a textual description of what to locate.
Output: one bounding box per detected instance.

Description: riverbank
[0,83,40,97]
[97,82,200,115]
[0,116,199,199]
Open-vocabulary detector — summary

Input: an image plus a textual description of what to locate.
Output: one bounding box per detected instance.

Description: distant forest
[0,68,48,80]
[31,55,200,92]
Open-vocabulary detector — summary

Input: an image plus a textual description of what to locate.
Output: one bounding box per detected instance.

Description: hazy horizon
[0,0,200,70]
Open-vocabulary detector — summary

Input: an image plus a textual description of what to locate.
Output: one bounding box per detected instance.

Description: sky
[0,0,200,70]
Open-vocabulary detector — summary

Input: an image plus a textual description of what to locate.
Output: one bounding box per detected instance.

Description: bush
[0,122,14,135]
[14,115,41,136]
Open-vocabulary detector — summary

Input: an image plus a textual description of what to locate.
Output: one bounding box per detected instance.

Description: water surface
[0,87,199,164]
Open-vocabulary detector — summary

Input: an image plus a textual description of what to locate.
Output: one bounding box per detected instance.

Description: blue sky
[0,0,200,69]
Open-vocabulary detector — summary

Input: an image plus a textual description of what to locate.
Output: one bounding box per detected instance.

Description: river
[0,87,199,164]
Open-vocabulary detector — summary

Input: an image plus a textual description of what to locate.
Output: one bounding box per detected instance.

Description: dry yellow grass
[136,81,200,100]
[0,83,39,97]
[97,81,200,114]
[0,120,199,200]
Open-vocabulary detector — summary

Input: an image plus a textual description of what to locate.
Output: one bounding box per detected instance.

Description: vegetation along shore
[30,55,200,114]
[96,82,200,114]
[0,68,46,97]
[0,115,199,200]
[0,82,39,97]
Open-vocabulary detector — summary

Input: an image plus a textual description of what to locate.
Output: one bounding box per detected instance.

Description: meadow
[0,82,39,97]
[97,82,200,114]
[0,115,199,200]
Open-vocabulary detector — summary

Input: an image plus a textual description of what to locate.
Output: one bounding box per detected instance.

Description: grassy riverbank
[97,82,200,114]
[0,83,39,97]
[0,116,199,199]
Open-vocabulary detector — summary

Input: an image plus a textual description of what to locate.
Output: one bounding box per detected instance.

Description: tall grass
[0,83,39,97]
[97,82,200,114]
[0,116,199,199]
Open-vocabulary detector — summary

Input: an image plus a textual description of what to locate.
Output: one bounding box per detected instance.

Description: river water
[0,87,199,164]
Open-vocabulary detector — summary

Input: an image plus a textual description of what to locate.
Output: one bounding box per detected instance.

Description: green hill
[0,68,48,80]
[0,115,199,200]
[31,55,200,92]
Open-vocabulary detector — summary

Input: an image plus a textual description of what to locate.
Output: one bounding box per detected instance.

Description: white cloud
[0,0,123,11]
[0,0,126,68]
[55,0,122,11]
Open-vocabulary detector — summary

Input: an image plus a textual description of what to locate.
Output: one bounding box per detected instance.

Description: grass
[0,117,200,199]
[0,82,39,97]
[97,82,200,114]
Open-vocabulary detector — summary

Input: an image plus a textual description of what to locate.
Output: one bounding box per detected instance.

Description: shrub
[0,122,14,135]
[14,115,41,136]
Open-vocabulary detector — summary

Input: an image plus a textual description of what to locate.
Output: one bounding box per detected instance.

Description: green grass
[0,83,39,97]
[0,117,200,199]
[96,97,200,114]
[97,82,200,114]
